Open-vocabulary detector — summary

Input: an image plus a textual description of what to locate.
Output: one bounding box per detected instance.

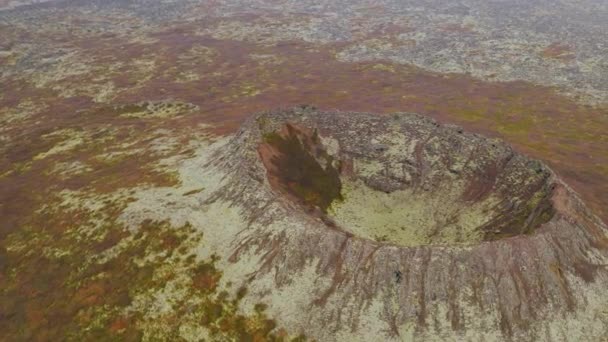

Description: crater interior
[257,109,555,247]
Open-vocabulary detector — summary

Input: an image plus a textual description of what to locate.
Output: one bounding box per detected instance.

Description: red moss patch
[541,42,575,61]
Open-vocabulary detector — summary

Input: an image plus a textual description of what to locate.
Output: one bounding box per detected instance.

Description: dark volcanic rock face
[258,123,343,214]
[185,107,608,341]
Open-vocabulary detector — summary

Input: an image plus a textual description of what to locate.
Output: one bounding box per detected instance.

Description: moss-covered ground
[1,12,607,340]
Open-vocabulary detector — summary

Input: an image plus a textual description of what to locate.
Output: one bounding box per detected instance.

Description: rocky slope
[121,106,608,341]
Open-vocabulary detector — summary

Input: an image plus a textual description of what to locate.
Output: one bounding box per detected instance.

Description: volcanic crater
[192,106,608,341]
[256,108,555,247]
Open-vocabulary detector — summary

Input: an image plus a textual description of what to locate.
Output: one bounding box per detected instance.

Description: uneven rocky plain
[1,0,608,341]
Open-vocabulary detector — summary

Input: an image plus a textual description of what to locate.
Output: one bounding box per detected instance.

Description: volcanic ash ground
[121,106,608,341]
